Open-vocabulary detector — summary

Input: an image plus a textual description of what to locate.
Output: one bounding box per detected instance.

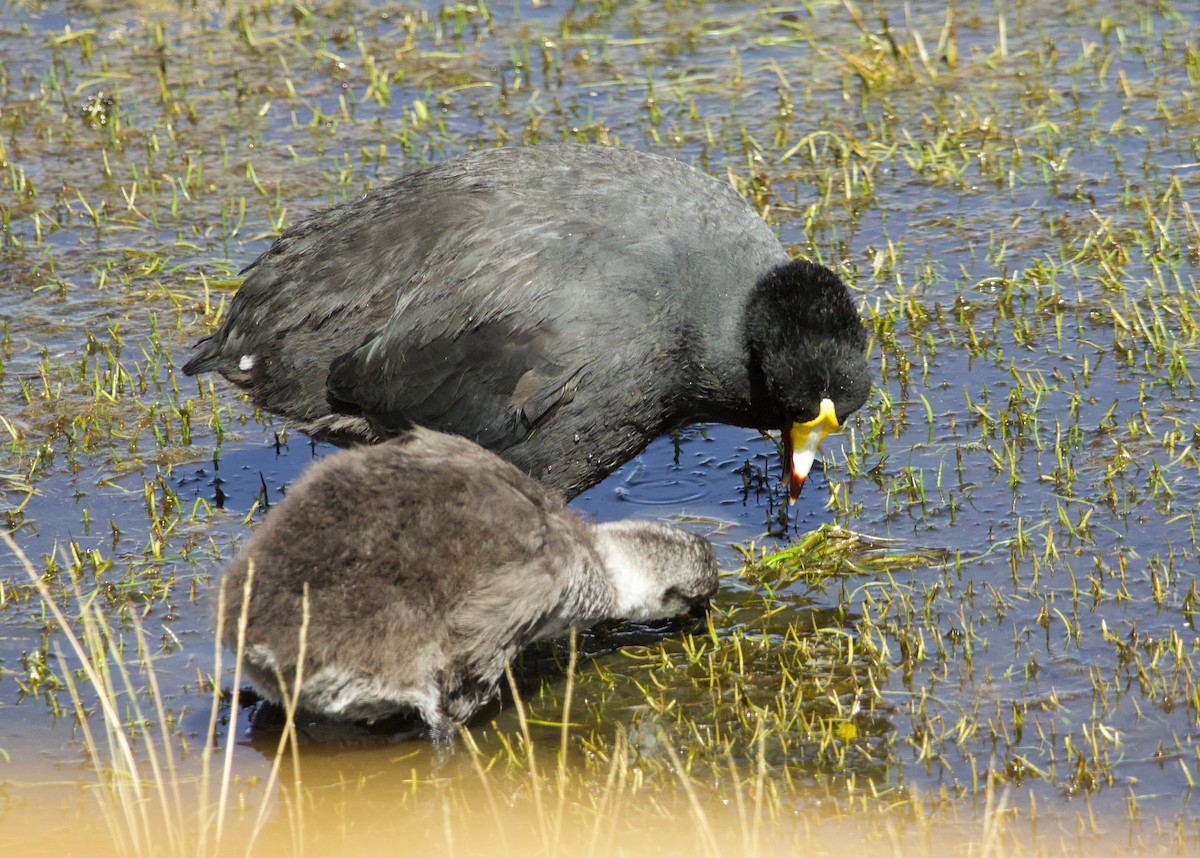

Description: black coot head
[744,259,870,423]
[743,259,871,499]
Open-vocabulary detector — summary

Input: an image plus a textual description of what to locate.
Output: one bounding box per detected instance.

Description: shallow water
[2,0,1199,853]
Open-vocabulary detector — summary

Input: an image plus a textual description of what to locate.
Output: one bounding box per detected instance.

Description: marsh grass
[742,522,953,584]
[2,531,309,858]
[2,0,1200,853]
[3,521,1197,856]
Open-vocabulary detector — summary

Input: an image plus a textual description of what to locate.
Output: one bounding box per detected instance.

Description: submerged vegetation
[1,0,1198,854]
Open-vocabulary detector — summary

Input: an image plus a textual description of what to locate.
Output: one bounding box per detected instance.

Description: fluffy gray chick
[220,427,718,741]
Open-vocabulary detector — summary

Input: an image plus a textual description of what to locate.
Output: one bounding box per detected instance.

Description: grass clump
[740,523,953,584]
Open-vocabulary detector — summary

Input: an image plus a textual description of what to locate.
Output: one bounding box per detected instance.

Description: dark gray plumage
[184,144,871,499]
[220,427,719,740]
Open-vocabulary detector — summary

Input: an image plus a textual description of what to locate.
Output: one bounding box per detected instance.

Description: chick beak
[784,398,839,503]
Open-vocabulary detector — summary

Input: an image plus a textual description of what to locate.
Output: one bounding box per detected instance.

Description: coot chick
[184,144,870,500]
[220,427,719,741]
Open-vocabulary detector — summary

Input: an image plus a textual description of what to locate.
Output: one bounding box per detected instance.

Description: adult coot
[184,144,870,500]
[220,427,719,740]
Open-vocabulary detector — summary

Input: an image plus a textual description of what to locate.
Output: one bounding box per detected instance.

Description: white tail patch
[238,354,255,371]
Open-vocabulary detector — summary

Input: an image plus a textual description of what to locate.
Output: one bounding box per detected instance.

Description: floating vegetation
[740,523,953,584]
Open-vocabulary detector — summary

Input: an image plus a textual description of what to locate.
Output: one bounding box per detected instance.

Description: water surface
[1,0,1198,853]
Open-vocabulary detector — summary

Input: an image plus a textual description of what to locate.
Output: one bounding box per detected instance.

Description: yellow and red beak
[782,397,839,503]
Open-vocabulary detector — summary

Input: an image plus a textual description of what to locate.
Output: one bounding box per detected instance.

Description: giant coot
[220,427,719,740]
[184,144,871,499]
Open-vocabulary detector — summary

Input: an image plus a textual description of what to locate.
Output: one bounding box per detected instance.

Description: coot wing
[332,156,699,444]
[326,310,586,451]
